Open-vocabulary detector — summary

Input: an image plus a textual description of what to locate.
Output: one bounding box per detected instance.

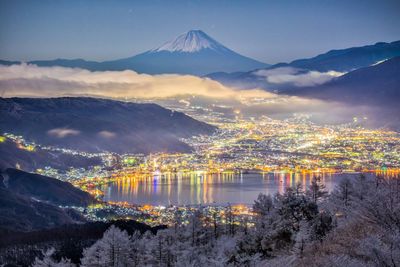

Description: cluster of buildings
[75,201,254,227]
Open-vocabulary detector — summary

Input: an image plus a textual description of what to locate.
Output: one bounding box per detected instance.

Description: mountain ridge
[285,40,400,72]
[4,168,96,206]
[283,56,400,105]
[283,56,400,129]
[205,40,400,91]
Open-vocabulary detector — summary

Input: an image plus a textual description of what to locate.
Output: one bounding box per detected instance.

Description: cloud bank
[0,64,368,124]
[0,63,318,103]
[254,67,343,87]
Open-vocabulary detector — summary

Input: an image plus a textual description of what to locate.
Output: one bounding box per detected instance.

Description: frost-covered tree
[80,225,133,267]
[353,174,370,201]
[276,185,319,231]
[137,230,158,265]
[329,177,355,219]
[32,248,74,267]
[309,211,334,242]
[172,207,183,234]
[334,177,354,207]
[225,204,236,236]
[127,231,142,267]
[253,193,273,216]
[188,208,205,246]
[306,176,328,203]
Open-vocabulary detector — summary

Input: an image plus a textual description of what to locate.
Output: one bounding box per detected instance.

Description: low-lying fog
[0,64,390,128]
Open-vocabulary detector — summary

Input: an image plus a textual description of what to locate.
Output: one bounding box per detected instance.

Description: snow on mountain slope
[99,30,270,75]
[151,30,231,53]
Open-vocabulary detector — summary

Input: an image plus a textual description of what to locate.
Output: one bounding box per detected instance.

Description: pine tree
[306,176,328,203]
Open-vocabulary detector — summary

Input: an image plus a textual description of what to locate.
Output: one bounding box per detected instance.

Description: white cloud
[98,130,116,138]
[254,67,343,87]
[47,128,80,138]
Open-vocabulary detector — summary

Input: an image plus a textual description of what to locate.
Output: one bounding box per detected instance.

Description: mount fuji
[0,30,269,76]
[97,30,269,75]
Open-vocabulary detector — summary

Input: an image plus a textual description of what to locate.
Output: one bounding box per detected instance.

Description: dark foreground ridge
[0,168,96,232]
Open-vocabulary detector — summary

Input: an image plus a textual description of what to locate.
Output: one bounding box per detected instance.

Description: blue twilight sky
[0,0,399,64]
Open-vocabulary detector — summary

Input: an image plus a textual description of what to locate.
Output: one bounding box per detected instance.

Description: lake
[100,172,370,206]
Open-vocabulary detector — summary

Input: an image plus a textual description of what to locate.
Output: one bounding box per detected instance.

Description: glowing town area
[2,115,400,225]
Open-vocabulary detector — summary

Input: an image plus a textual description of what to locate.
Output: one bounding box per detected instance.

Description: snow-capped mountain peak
[151,30,229,53]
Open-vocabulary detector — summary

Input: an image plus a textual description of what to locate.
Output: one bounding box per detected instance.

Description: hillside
[3,168,96,206]
[0,97,216,153]
[0,186,82,232]
[0,168,96,232]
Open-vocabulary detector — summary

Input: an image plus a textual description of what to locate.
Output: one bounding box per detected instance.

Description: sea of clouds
[0,64,373,125]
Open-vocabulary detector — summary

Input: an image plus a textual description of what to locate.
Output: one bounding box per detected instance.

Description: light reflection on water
[100,172,370,206]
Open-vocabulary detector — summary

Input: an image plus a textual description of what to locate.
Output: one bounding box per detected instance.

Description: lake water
[100,172,368,206]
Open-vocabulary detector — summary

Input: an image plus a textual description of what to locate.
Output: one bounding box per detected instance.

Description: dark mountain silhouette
[0,186,81,232]
[205,40,400,90]
[30,58,100,69]
[284,57,400,106]
[284,40,400,72]
[0,59,19,66]
[282,57,400,129]
[0,97,216,153]
[3,168,96,206]
[0,168,96,232]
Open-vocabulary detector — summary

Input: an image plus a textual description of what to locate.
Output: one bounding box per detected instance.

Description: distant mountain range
[0,30,269,75]
[274,40,400,72]
[205,40,400,90]
[284,56,400,106]
[0,97,216,154]
[284,57,400,129]
[0,168,95,232]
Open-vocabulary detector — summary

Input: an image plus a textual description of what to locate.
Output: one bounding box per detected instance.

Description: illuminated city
[2,110,400,226]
